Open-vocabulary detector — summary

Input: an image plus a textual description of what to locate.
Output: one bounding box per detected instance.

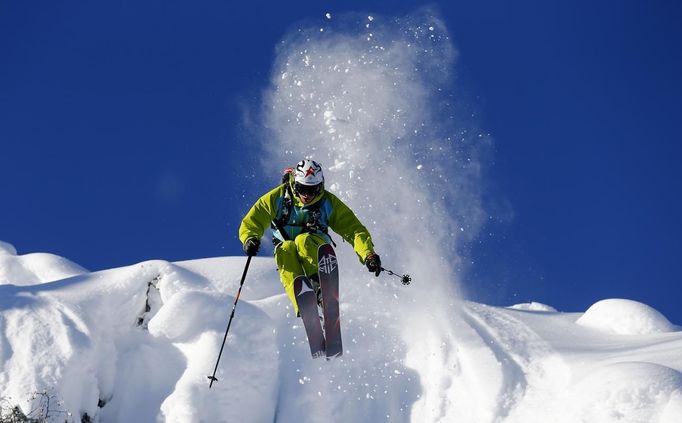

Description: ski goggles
[294,182,323,197]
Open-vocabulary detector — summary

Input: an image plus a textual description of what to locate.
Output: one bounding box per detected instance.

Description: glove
[243,238,260,256]
[365,252,382,277]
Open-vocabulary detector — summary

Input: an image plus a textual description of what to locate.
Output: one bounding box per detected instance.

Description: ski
[318,243,342,358]
[293,275,325,358]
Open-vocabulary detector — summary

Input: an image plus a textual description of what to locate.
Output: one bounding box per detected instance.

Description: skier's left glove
[365,252,382,277]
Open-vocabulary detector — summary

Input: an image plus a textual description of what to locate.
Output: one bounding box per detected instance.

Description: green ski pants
[275,233,328,315]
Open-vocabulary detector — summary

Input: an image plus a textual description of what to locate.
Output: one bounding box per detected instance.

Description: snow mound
[0,244,88,286]
[0,258,279,423]
[0,241,17,255]
[508,302,558,312]
[576,299,676,335]
[569,362,682,423]
[1,253,682,422]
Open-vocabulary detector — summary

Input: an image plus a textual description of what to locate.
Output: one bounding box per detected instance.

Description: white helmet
[293,159,324,196]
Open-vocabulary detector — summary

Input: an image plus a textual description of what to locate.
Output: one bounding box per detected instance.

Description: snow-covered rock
[576,298,676,335]
[0,241,17,255]
[0,241,88,286]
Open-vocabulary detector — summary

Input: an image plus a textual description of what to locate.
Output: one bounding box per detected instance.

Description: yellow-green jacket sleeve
[326,192,375,262]
[238,185,284,245]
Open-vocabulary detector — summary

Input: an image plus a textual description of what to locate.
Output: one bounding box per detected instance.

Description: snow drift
[1,241,681,422]
[0,240,87,286]
[576,298,676,335]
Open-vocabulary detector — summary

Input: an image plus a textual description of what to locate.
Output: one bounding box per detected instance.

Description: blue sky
[2,1,681,322]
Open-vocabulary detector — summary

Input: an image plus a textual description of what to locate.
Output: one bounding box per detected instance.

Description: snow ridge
[0,242,681,422]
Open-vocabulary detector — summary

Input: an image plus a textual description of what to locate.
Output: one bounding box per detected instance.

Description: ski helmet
[293,159,324,197]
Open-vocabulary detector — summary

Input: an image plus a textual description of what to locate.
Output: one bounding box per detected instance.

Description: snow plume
[261,9,489,299]
[259,12,492,419]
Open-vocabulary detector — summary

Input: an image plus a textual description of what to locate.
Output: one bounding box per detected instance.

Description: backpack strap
[271,182,294,242]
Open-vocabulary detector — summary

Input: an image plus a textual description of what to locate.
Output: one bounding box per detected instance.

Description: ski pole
[380,267,411,285]
[208,254,252,388]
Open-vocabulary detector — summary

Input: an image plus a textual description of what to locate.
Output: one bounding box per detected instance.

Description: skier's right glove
[365,252,382,277]
[244,238,260,256]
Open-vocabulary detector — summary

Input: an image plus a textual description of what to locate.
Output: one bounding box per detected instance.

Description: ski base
[294,275,325,358]
[318,243,342,358]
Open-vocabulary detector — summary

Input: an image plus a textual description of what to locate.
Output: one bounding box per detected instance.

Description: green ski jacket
[239,183,375,262]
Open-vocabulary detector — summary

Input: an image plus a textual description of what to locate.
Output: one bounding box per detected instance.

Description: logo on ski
[299,279,314,294]
[318,254,337,274]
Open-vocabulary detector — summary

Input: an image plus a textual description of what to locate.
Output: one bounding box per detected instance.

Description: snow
[0,241,17,255]
[0,242,88,286]
[576,298,677,335]
[508,302,557,312]
[568,362,682,423]
[0,244,681,422]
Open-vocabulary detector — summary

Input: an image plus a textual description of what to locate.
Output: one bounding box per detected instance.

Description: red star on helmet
[305,167,317,177]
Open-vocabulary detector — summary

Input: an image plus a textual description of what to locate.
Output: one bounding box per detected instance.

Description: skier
[238,159,382,316]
